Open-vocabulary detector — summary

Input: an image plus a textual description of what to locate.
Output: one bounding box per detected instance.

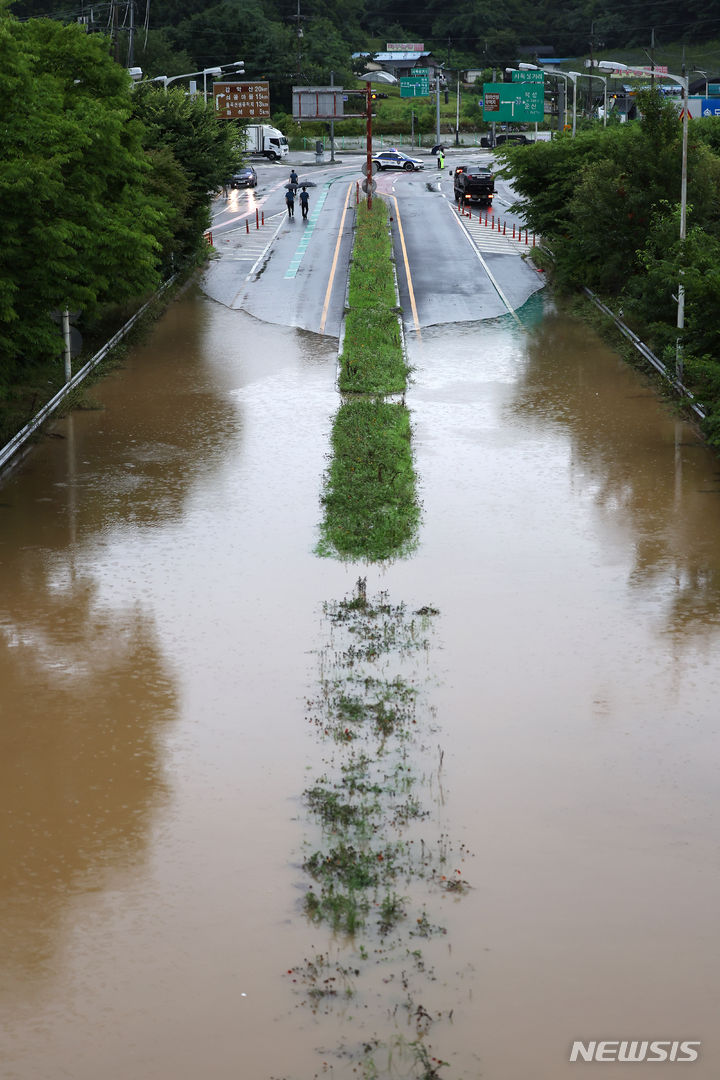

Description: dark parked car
[230,166,258,188]
[494,133,529,146]
[480,133,530,148]
[371,150,424,172]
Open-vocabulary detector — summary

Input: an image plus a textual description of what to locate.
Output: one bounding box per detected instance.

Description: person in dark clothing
[289,168,299,186]
[285,187,295,217]
[299,186,309,220]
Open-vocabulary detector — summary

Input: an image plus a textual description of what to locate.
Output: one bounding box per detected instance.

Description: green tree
[131,83,242,261]
[0,9,167,375]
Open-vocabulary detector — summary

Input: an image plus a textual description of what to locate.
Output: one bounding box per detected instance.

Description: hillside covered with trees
[9,0,720,107]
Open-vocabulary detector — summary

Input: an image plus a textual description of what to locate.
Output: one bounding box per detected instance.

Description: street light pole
[567,72,579,135]
[456,71,460,146]
[598,59,689,378]
[583,72,608,125]
[158,62,243,98]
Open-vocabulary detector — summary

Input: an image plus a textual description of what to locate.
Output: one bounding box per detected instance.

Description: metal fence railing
[584,287,706,421]
[294,134,494,152]
[0,276,177,479]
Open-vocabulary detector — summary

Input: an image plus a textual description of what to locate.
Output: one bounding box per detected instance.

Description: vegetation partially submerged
[285,579,467,1078]
[320,198,419,561]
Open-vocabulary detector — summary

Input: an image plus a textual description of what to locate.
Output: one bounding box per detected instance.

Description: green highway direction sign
[482,73,545,121]
[400,68,430,97]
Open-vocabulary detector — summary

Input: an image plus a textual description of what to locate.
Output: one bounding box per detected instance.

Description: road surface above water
[1,153,720,1080]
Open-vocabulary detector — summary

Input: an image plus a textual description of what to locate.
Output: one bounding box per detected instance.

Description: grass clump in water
[319,399,420,561]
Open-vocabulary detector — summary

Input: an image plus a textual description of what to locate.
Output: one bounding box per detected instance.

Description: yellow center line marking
[388,194,421,337]
[319,182,353,335]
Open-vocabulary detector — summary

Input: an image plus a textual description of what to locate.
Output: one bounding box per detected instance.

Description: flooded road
[2,283,720,1079]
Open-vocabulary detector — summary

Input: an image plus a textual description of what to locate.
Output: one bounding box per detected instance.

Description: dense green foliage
[0,12,162,376]
[500,97,720,444]
[0,2,240,411]
[131,84,241,263]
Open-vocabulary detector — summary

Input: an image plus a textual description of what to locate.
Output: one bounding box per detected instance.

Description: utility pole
[588,21,595,115]
[127,0,134,68]
[329,70,335,162]
[293,0,305,82]
[110,0,120,63]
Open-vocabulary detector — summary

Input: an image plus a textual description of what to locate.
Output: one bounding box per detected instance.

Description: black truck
[452,165,496,207]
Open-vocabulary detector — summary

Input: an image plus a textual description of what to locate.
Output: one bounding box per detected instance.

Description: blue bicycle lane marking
[284,181,333,279]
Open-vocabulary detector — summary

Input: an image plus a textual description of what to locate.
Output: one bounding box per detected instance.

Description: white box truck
[244,123,289,160]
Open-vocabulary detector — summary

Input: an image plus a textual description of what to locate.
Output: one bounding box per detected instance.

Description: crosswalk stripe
[454,208,535,255]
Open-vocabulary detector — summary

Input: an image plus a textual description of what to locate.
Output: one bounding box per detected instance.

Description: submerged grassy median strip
[286,579,461,1077]
[319,399,419,561]
[320,197,419,561]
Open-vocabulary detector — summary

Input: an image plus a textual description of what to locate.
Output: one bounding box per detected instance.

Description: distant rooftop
[372,51,432,61]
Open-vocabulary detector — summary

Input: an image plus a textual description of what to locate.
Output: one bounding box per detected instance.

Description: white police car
[371,150,424,172]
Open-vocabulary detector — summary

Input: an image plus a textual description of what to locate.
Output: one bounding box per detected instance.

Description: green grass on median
[340,308,405,395]
[319,398,419,562]
[338,199,408,395]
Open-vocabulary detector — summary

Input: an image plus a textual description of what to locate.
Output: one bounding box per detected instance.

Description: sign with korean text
[386,42,424,51]
[482,80,544,121]
[604,65,668,77]
[400,74,430,97]
[214,81,270,118]
[511,69,544,83]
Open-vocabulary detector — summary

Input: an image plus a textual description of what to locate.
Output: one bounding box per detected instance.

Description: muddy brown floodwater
[1,285,719,1080]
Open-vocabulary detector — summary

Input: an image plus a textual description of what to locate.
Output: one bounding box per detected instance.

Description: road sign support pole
[329,70,336,163]
[435,75,441,148]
